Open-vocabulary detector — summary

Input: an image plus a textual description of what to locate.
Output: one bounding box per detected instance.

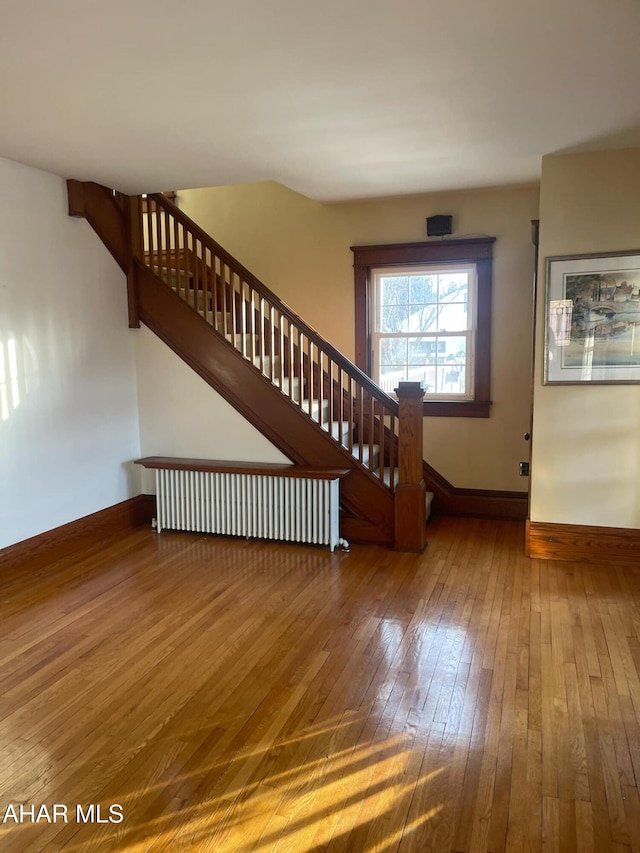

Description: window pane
[414,304,439,332]
[380,337,407,366]
[437,336,466,364]
[380,276,409,306]
[437,303,468,332]
[438,273,468,303]
[437,365,466,394]
[420,366,436,393]
[409,275,437,304]
[380,303,409,332]
[405,365,430,387]
[379,365,406,393]
[408,337,437,365]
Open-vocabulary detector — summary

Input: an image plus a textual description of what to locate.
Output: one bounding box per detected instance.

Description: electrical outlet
[519,462,530,476]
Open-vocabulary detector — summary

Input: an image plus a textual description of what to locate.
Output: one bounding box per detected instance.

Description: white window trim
[370,263,477,400]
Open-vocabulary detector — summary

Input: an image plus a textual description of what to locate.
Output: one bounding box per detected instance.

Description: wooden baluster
[327,357,334,435]
[342,371,348,448]
[308,340,314,419]
[149,199,156,271]
[357,382,364,463]
[172,213,179,297]
[282,317,290,399]
[211,255,219,329]
[209,247,216,325]
[155,201,162,281]
[279,314,285,396]
[195,239,203,309]
[394,381,427,552]
[164,208,171,284]
[368,392,375,474]
[250,287,257,366]
[230,270,238,343]
[159,207,166,283]
[291,327,297,403]
[183,229,191,304]
[145,199,152,269]
[317,346,323,426]
[291,324,299,408]
[259,297,266,374]
[168,210,174,286]
[336,367,343,445]
[347,377,354,454]
[298,329,304,408]
[198,238,204,309]
[164,210,174,287]
[315,347,321,423]
[144,200,153,271]
[269,304,276,383]
[378,400,386,486]
[201,245,209,320]
[240,281,247,358]
[303,335,311,417]
[185,235,192,305]
[221,261,228,338]
[389,412,396,489]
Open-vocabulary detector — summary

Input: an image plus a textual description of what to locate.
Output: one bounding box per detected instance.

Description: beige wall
[135,327,289,493]
[178,181,539,491]
[531,148,640,527]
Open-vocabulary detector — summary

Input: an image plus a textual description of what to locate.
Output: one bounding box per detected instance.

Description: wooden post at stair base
[126,195,142,328]
[394,381,427,552]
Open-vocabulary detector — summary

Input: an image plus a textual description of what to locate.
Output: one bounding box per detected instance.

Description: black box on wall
[426,215,453,237]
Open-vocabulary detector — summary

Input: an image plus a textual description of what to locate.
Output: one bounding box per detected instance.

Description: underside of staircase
[67,181,526,549]
[135,258,399,545]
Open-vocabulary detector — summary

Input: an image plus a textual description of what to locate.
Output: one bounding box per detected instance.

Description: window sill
[422,400,491,418]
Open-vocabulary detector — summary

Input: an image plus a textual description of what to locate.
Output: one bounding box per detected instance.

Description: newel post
[394,381,427,552]
[126,195,143,328]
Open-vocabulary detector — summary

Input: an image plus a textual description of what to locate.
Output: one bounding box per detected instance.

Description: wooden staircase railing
[136,193,428,550]
[138,195,406,483]
[67,181,430,549]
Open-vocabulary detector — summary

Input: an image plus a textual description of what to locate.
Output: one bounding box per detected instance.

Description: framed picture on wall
[544,250,640,384]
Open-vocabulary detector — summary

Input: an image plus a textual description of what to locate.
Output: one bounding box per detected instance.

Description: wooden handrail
[137,191,411,495]
[145,193,399,415]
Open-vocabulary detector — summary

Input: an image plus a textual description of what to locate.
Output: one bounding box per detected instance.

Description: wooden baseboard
[526,519,640,564]
[434,490,528,521]
[0,495,155,575]
[339,514,393,547]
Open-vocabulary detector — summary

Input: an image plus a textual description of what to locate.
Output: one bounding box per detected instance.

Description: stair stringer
[134,261,396,544]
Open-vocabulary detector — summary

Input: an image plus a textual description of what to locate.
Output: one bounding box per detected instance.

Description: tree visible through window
[352,238,494,418]
[372,264,475,398]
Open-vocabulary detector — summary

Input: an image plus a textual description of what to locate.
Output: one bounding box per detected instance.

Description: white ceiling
[1,0,639,202]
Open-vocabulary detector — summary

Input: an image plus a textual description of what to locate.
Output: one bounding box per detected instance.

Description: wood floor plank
[0,518,639,852]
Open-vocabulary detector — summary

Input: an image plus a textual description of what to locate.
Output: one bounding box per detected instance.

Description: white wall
[0,157,141,549]
[135,327,289,493]
[531,148,640,527]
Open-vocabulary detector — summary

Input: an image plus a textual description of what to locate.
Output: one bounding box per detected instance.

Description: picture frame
[544,249,640,385]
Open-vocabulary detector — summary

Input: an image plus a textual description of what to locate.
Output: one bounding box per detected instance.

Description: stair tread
[350,444,379,466]
[321,420,353,441]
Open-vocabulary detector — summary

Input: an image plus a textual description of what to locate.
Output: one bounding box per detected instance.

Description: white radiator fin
[155,469,341,550]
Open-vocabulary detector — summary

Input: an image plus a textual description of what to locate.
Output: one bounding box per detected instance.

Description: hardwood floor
[1,517,639,852]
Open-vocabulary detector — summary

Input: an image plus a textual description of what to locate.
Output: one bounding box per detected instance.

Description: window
[351,238,494,418]
[372,264,476,399]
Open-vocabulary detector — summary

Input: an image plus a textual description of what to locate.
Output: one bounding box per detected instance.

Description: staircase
[67,182,435,549]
